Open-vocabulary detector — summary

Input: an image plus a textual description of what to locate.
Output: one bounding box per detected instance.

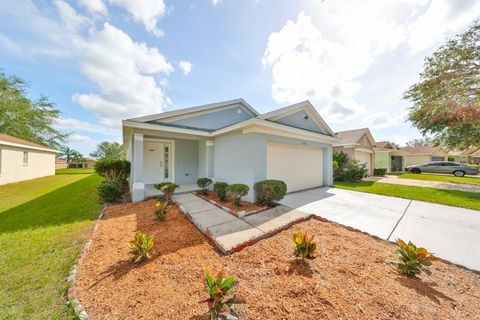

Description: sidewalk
[365,175,480,193]
[172,193,310,254]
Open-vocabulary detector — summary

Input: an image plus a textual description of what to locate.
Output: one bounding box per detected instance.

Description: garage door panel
[356,151,371,174]
[267,143,323,192]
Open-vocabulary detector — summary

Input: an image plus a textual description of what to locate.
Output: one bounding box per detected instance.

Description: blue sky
[1,0,478,155]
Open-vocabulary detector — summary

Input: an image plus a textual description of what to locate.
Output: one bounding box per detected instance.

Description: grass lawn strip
[396,173,480,186]
[0,173,102,319]
[75,200,480,319]
[334,181,480,211]
[56,168,95,175]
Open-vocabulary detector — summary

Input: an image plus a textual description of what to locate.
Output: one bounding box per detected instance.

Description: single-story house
[68,157,97,169]
[122,99,337,202]
[374,141,407,173]
[333,128,376,174]
[55,158,68,169]
[400,146,447,168]
[467,148,480,164]
[0,133,57,185]
[449,148,480,164]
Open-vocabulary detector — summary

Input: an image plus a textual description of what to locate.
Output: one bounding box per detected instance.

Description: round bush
[213,182,228,201]
[196,177,213,194]
[94,159,130,185]
[226,183,249,206]
[98,180,122,203]
[254,180,287,206]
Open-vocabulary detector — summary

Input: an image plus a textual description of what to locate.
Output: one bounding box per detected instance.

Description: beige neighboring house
[0,134,57,185]
[55,158,68,169]
[334,128,376,174]
[68,158,97,169]
[401,146,447,167]
[449,148,480,164]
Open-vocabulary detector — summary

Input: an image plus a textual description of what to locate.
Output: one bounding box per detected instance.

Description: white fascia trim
[333,143,358,148]
[355,147,374,154]
[0,141,58,153]
[127,98,259,123]
[122,120,211,137]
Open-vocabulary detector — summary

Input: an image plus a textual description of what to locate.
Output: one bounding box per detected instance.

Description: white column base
[131,182,145,202]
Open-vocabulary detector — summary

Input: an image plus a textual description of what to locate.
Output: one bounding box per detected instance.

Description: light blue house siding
[273,110,325,134]
[213,132,333,202]
[156,104,255,131]
[173,139,198,185]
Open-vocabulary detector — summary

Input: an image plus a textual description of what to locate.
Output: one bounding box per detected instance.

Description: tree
[60,146,83,164]
[404,20,480,150]
[90,141,125,160]
[406,137,432,147]
[0,71,67,148]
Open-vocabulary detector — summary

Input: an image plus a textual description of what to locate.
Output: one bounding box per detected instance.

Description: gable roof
[128,98,259,123]
[257,100,335,136]
[400,146,446,155]
[335,128,375,146]
[0,134,57,153]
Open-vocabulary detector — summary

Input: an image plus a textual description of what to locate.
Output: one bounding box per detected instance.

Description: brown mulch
[75,200,480,319]
[195,191,268,215]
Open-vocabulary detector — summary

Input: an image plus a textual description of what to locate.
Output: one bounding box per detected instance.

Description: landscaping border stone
[65,205,107,320]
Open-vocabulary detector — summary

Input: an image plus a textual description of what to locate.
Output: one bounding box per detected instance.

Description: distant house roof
[334,128,375,146]
[400,146,445,155]
[0,134,57,153]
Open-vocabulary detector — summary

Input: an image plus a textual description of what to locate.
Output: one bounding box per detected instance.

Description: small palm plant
[128,232,154,263]
[154,200,168,221]
[201,267,240,320]
[395,239,440,277]
[293,231,317,262]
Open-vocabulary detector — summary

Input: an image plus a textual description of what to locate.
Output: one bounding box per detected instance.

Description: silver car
[406,161,479,177]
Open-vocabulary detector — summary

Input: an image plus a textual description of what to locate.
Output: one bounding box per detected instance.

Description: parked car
[406,161,480,177]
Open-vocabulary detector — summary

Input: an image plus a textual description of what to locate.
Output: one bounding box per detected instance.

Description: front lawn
[56,168,95,174]
[0,173,103,319]
[334,181,480,211]
[396,173,480,185]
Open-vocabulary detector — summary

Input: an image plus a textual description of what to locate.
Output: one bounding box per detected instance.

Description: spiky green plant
[293,231,317,262]
[154,201,168,221]
[201,267,240,320]
[128,232,154,263]
[395,239,440,277]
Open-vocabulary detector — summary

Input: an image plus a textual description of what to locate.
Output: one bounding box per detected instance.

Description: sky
[0,0,479,155]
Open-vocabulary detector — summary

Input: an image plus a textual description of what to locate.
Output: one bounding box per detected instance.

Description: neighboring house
[450,148,480,164]
[55,158,68,169]
[374,141,407,173]
[122,99,337,202]
[68,157,97,169]
[467,148,480,164]
[333,128,376,174]
[0,134,57,185]
[401,146,447,167]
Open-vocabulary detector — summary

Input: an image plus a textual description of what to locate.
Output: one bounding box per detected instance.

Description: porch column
[206,140,214,178]
[323,145,333,186]
[132,133,145,202]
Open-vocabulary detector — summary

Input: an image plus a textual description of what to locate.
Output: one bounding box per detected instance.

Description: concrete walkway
[365,175,480,193]
[173,193,310,254]
[279,187,480,271]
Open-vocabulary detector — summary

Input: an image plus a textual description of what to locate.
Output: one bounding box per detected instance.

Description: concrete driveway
[279,187,480,272]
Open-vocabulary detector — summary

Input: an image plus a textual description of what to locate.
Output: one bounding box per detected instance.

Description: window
[23,152,28,166]
[164,145,169,179]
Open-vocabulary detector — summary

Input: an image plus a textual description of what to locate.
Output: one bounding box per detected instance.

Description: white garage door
[267,143,323,193]
[356,151,371,174]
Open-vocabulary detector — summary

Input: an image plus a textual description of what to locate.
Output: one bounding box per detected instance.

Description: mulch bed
[75,200,480,319]
[194,191,269,217]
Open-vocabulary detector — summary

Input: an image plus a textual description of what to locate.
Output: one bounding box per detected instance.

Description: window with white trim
[23,151,28,166]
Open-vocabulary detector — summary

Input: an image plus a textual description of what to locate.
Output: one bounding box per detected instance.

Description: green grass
[56,168,95,174]
[334,181,480,211]
[395,173,480,185]
[0,173,103,319]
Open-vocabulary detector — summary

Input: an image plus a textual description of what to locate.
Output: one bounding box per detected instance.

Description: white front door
[143,141,169,184]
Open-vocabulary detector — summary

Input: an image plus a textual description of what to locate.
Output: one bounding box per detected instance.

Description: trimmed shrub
[373,168,388,176]
[97,180,122,203]
[154,182,179,203]
[94,159,130,185]
[197,177,213,195]
[213,182,228,202]
[333,151,348,168]
[254,180,287,207]
[335,161,368,182]
[226,184,249,206]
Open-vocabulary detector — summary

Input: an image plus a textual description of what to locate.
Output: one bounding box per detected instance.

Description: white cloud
[109,0,166,37]
[178,60,192,75]
[68,133,94,142]
[55,117,117,135]
[212,0,222,6]
[364,112,401,129]
[78,0,108,16]
[73,23,174,130]
[55,0,90,32]
[321,98,367,124]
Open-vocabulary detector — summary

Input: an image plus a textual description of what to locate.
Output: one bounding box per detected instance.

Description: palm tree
[60,146,84,167]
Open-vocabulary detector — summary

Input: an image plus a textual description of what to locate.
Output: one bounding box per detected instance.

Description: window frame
[23,151,28,166]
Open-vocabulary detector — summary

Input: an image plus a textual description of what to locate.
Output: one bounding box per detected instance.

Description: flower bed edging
[65,205,107,320]
[194,192,269,218]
